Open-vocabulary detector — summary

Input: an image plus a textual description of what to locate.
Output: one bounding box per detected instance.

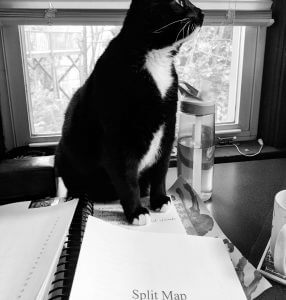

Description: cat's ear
[129,0,155,8]
[129,0,144,6]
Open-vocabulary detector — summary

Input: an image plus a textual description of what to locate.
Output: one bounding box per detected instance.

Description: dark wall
[0,106,5,159]
[258,0,286,147]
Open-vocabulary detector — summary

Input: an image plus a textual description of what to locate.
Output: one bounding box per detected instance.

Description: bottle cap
[179,83,215,116]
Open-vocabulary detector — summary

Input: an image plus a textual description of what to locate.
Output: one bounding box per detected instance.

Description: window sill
[5,141,286,165]
[214,141,286,163]
[169,141,286,167]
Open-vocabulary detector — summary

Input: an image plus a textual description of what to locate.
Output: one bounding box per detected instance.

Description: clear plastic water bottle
[177,83,215,201]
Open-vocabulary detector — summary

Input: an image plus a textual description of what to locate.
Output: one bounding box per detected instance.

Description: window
[21,25,241,137]
[175,26,240,124]
[21,25,121,135]
[0,2,273,148]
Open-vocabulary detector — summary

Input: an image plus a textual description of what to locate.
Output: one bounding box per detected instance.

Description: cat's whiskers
[191,23,195,32]
[187,23,191,37]
[183,22,187,39]
[190,23,194,34]
[187,22,197,39]
[175,21,191,42]
[185,23,191,39]
[175,22,188,42]
[153,18,189,33]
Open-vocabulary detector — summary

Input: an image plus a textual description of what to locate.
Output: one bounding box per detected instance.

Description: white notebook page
[70,217,246,300]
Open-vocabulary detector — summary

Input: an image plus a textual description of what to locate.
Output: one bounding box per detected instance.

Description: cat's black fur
[55,0,204,224]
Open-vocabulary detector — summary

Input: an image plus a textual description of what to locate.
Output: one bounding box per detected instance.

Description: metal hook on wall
[226,10,236,25]
[44,2,57,25]
[225,0,236,25]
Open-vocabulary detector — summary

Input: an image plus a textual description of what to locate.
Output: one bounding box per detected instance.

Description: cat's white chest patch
[144,48,174,98]
[138,125,164,173]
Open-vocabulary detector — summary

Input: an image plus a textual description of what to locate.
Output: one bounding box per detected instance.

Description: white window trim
[0,0,274,26]
[0,0,273,11]
[216,25,267,141]
[0,10,269,149]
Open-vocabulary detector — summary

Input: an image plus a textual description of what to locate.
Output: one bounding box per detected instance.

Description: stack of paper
[0,199,78,300]
[70,217,247,300]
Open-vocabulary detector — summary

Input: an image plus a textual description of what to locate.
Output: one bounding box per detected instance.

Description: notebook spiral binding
[48,194,94,300]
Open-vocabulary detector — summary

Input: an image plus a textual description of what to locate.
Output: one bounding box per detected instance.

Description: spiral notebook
[47,196,94,300]
[0,199,78,300]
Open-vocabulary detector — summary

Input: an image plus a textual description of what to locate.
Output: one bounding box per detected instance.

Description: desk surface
[168,158,286,267]
[210,158,286,267]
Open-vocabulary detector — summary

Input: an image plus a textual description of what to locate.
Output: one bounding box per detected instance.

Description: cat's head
[123,0,204,49]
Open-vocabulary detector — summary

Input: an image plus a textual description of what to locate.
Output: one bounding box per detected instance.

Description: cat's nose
[187,8,204,26]
[196,10,204,26]
[183,0,204,24]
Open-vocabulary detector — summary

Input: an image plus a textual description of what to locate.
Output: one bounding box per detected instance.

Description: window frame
[0,13,268,149]
[215,25,267,141]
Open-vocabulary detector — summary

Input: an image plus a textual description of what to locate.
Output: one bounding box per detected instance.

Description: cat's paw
[155,201,172,213]
[132,214,151,226]
[150,195,172,213]
[130,207,151,226]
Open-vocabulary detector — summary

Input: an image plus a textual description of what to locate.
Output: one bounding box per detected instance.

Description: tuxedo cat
[55,0,204,225]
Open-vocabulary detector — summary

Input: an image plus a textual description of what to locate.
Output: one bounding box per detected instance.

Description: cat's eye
[175,0,185,7]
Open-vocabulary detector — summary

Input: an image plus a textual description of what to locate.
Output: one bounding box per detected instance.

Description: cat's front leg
[149,153,172,213]
[105,165,150,225]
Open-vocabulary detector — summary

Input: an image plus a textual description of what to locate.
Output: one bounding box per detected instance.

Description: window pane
[20,25,242,136]
[175,26,242,124]
[20,25,120,135]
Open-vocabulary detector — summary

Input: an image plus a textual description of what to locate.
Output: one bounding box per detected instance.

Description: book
[258,239,286,285]
[0,199,78,300]
[70,217,247,300]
